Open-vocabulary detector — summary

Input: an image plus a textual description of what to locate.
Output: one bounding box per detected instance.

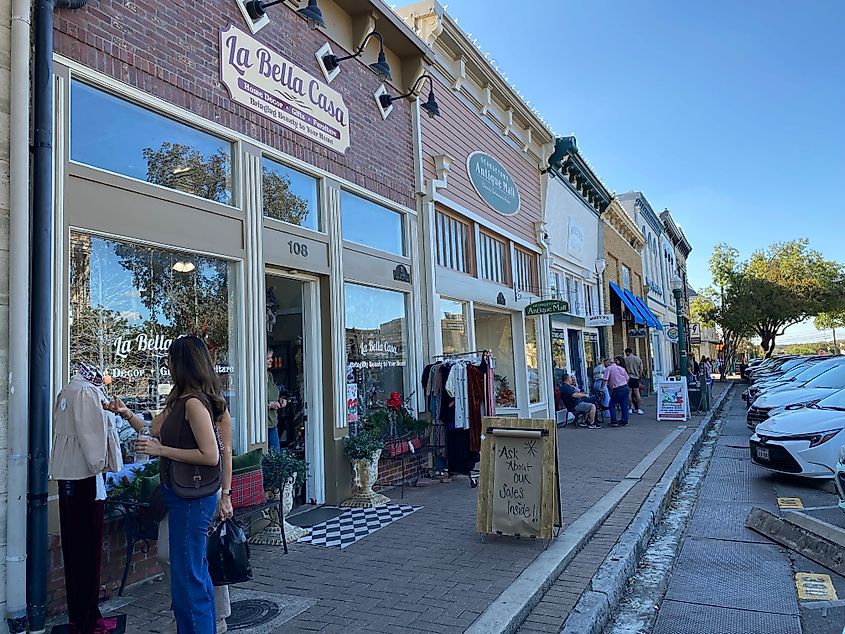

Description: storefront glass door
[567,329,585,391]
[265,274,324,505]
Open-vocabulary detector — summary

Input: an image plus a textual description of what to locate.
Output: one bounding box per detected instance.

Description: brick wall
[53,0,416,209]
[48,517,161,615]
[603,224,648,365]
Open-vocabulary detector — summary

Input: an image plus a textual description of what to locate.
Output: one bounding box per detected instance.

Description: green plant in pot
[251,449,311,546]
[341,428,389,508]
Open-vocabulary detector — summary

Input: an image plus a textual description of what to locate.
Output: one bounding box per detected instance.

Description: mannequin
[50,362,122,634]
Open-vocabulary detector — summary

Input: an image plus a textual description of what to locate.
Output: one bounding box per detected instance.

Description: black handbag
[207,519,252,586]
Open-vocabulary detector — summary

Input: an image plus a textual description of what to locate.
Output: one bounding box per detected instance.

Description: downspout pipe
[27,0,57,629]
[27,0,87,631]
[7,0,32,629]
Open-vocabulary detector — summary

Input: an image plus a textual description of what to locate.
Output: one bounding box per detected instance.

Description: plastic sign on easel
[476,417,560,541]
[657,376,690,421]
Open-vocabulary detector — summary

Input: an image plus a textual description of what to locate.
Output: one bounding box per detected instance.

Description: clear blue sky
[444,0,844,297]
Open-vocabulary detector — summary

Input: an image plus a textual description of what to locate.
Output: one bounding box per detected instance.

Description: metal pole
[673,287,688,378]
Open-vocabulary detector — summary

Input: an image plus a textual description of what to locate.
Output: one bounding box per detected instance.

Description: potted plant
[340,429,390,508]
[251,450,310,545]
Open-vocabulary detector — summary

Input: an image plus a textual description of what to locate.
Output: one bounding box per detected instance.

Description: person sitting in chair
[560,373,601,429]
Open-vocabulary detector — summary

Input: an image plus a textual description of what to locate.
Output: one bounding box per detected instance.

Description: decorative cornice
[604,198,645,250]
[546,136,611,216]
[660,209,692,256]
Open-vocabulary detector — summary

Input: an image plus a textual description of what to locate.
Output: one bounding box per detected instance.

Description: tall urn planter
[341,449,389,508]
[340,431,389,508]
[250,451,310,546]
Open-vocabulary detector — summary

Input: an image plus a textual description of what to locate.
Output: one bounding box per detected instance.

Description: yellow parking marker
[795,573,838,601]
[778,497,804,509]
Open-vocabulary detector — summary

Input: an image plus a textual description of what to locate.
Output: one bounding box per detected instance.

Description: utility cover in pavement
[795,572,838,601]
[226,589,315,633]
[778,497,804,509]
[652,599,801,634]
[665,538,800,614]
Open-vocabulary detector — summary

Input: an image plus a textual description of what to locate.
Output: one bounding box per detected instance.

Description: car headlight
[839,444,845,465]
[774,429,843,447]
[785,399,821,411]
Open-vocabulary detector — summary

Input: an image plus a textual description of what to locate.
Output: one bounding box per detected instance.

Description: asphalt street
[636,386,845,634]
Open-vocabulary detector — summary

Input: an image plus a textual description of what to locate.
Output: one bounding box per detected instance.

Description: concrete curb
[559,383,734,634]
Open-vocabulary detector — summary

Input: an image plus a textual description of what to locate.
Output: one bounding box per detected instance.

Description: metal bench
[106,495,283,596]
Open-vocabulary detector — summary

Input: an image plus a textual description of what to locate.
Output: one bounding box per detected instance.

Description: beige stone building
[601,198,650,369]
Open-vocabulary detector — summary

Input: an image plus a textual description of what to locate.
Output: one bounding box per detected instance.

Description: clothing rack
[433,350,496,368]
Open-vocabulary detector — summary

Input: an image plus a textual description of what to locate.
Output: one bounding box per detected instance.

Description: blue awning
[609,281,645,325]
[629,293,663,331]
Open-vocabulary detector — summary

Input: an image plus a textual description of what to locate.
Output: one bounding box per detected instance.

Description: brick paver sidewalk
[86,383,730,634]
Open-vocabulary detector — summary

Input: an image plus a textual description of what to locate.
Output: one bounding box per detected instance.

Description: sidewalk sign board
[586,314,614,327]
[476,417,560,540]
[657,377,690,421]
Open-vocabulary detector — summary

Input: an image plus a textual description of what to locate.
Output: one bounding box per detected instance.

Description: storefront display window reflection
[474,309,517,408]
[69,233,239,424]
[262,158,320,230]
[525,317,542,404]
[440,298,468,355]
[341,191,405,256]
[70,81,234,205]
[344,283,408,426]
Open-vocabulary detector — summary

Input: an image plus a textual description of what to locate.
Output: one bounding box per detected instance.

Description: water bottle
[135,422,151,465]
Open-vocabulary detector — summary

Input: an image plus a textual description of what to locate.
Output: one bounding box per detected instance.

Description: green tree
[743,240,845,356]
[263,168,310,225]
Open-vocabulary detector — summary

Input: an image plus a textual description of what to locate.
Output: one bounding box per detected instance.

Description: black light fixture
[245,0,326,29]
[379,74,440,118]
[322,30,392,81]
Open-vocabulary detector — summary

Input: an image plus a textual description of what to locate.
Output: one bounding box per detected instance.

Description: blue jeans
[161,485,217,634]
[609,386,631,425]
[268,426,281,451]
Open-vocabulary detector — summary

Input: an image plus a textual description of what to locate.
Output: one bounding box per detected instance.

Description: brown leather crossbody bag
[170,395,221,499]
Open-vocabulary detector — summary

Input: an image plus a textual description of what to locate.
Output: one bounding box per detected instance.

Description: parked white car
[748,357,845,405]
[747,361,845,429]
[750,390,845,478]
[834,445,845,511]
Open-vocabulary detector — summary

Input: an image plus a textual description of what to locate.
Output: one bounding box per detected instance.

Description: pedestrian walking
[560,373,601,429]
[624,348,645,415]
[606,356,631,427]
[107,336,225,634]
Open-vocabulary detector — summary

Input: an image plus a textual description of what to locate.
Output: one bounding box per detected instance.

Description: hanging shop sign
[467,152,521,216]
[657,377,690,421]
[690,323,702,345]
[628,328,647,338]
[586,314,614,327]
[525,299,569,316]
[220,24,350,153]
[476,417,560,540]
[665,325,679,343]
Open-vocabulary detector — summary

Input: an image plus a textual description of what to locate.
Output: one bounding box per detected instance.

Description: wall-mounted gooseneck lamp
[322,30,392,81]
[379,74,440,118]
[245,0,326,29]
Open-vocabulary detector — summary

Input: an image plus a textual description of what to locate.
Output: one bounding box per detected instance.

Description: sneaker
[588,422,603,429]
[577,421,590,428]
[636,409,645,415]
[619,422,629,427]
[609,422,620,427]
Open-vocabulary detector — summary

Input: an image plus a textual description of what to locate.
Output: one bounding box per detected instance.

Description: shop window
[341,191,404,256]
[69,232,240,442]
[478,231,510,286]
[70,81,234,205]
[551,329,568,414]
[344,283,408,424]
[435,210,473,274]
[440,298,469,355]
[525,317,542,405]
[474,309,516,408]
[585,284,598,316]
[262,158,319,231]
[514,248,538,294]
[621,265,632,291]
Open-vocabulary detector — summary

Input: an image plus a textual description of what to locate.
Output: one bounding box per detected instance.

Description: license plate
[756,446,770,461]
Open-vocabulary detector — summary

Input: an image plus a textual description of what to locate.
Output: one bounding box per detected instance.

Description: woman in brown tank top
[107,336,227,633]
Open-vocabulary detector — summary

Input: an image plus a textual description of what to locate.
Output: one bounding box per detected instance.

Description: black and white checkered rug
[298,504,421,549]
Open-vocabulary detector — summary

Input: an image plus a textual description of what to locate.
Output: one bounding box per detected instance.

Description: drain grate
[227,599,282,630]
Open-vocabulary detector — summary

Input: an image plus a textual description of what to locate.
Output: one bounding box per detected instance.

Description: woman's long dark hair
[165,335,227,421]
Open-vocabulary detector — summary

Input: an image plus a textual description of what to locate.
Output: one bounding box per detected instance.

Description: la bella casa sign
[220,24,350,153]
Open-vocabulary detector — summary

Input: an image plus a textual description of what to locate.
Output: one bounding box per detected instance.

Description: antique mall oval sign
[467,152,521,216]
